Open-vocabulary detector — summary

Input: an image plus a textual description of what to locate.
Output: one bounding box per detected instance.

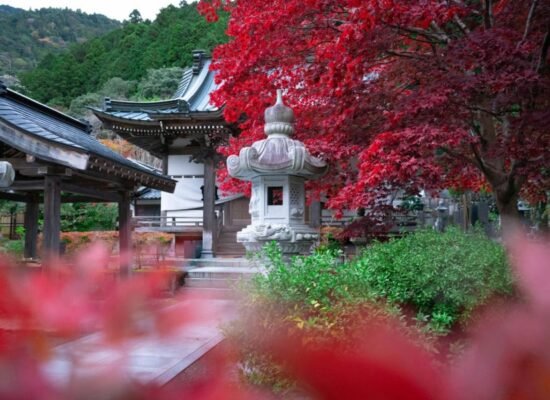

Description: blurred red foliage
[0,229,548,399]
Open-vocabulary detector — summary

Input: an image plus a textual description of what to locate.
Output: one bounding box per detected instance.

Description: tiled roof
[93,52,220,122]
[137,188,161,200]
[0,84,175,191]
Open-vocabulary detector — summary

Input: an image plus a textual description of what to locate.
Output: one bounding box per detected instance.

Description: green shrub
[231,244,403,392]
[231,229,513,391]
[1,239,24,257]
[353,227,513,332]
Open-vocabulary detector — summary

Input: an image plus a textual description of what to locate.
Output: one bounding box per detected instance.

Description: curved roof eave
[0,88,176,192]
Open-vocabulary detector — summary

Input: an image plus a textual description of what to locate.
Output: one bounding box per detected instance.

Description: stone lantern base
[236,223,319,255]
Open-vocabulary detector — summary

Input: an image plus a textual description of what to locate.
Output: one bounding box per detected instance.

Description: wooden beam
[10,180,44,191]
[61,196,116,203]
[61,182,121,202]
[201,156,216,258]
[0,157,48,169]
[73,168,128,188]
[0,191,27,202]
[0,121,89,170]
[24,193,39,259]
[18,166,73,177]
[42,175,61,260]
[118,191,132,276]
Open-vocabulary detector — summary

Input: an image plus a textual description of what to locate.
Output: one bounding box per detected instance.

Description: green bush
[353,227,513,331]
[60,203,118,232]
[1,239,24,258]
[231,244,402,392]
[230,229,514,391]
[232,228,513,390]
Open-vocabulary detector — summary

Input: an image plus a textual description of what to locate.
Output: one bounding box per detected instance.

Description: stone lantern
[227,90,328,255]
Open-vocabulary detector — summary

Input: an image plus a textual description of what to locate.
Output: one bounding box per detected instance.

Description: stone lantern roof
[227,90,327,180]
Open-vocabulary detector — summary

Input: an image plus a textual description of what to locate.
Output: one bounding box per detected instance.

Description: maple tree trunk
[494,183,520,234]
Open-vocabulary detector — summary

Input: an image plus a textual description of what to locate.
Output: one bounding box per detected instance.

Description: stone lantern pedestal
[227,90,328,256]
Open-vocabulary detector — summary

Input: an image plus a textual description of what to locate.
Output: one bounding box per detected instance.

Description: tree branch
[509,159,527,186]
[447,99,502,118]
[452,14,470,34]
[523,0,539,42]
[385,50,429,60]
[430,21,451,43]
[483,0,493,29]
[469,142,489,176]
[438,146,479,168]
[448,0,480,15]
[537,29,550,73]
[395,30,441,45]
[385,23,448,44]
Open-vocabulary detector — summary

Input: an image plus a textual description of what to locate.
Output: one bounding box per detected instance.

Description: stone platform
[168,257,264,289]
[177,257,254,269]
[41,298,234,387]
[185,265,263,288]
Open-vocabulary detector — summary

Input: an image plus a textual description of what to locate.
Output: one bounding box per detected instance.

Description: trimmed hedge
[353,227,513,331]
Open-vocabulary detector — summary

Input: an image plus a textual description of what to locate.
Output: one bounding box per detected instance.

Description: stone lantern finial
[264,89,295,137]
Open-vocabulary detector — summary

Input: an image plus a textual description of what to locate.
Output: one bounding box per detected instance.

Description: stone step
[215,246,245,253]
[188,267,259,279]
[185,278,242,289]
[185,265,262,289]
[215,253,246,258]
[178,258,253,269]
[180,286,236,299]
[215,254,247,259]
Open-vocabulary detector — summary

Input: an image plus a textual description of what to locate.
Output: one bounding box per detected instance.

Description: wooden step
[215,231,246,257]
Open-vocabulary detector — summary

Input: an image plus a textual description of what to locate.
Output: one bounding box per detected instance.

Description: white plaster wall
[167,155,204,176]
[162,155,204,212]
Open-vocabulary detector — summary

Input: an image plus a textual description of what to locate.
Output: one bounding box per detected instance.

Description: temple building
[0,81,176,271]
[93,50,249,258]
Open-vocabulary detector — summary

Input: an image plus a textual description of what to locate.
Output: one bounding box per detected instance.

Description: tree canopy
[200,0,549,224]
[21,2,228,107]
[0,5,120,75]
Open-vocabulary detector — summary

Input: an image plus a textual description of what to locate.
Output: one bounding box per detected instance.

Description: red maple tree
[199,0,549,227]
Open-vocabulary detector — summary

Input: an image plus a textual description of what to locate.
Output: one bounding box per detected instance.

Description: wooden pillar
[42,175,61,260]
[24,193,39,259]
[118,191,132,276]
[309,200,322,229]
[162,154,169,175]
[201,156,216,258]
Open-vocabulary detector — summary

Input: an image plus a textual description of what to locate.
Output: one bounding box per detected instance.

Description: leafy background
[0,5,120,75]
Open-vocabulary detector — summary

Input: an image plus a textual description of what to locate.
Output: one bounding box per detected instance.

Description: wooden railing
[133,216,203,228]
[133,209,224,230]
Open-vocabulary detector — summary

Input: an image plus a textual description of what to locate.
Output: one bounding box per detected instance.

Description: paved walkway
[41,297,234,387]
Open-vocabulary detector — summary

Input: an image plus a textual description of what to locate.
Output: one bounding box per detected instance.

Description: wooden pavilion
[0,81,176,271]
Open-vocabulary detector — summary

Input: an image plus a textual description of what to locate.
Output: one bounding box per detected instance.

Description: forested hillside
[0,5,120,75]
[20,2,228,107]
